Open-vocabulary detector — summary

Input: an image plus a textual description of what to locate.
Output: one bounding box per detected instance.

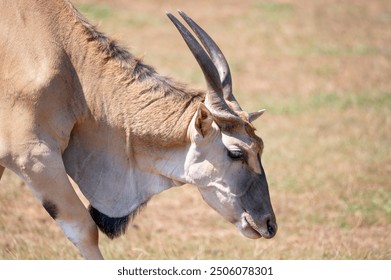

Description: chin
[236,221,262,239]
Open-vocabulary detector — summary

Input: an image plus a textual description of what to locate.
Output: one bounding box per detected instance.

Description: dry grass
[0,0,390,259]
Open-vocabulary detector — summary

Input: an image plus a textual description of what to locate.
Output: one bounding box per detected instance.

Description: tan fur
[0,0,205,259]
[0,0,275,259]
[62,0,205,148]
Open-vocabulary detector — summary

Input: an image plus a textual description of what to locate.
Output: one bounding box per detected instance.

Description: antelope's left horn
[177,10,243,113]
[167,11,240,122]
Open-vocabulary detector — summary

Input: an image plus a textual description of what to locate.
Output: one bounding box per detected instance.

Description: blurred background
[0,0,390,259]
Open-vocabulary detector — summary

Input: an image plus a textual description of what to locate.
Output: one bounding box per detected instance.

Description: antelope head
[167,11,277,239]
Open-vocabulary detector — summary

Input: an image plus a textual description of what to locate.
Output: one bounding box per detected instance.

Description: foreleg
[15,145,103,259]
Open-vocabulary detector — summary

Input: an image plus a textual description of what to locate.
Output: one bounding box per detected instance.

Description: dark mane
[65,1,205,147]
[66,0,135,69]
[89,202,148,239]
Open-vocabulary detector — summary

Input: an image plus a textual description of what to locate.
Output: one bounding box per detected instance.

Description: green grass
[252,1,295,21]
[76,4,113,21]
[260,91,391,116]
[77,3,163,27]
[293,44,385,57]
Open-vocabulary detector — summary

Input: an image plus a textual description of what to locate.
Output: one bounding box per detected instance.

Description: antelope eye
[228,149,244,160]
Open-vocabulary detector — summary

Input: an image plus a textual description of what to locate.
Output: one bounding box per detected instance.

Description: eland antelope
[0,0,277,259]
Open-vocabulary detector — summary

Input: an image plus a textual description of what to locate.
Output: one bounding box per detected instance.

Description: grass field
[0,0,390,259]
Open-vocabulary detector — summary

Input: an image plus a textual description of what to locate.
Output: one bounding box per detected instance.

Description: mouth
[236,213,277,239]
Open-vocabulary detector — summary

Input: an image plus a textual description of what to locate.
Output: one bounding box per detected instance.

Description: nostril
[266,219,277,237]
[267,220,274,235]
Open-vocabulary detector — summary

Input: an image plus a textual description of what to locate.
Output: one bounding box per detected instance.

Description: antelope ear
[195,103,213,137]
[249,109,266,122]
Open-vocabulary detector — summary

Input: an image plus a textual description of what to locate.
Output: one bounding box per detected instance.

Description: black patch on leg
[89,205,130,239]
[42,200,58,220]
